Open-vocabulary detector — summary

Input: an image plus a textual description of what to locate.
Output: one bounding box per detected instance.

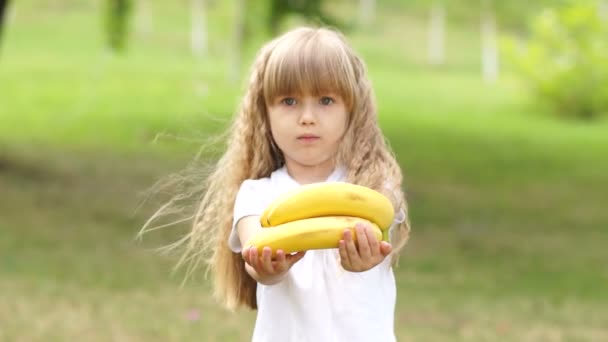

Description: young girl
[147,26,410,341]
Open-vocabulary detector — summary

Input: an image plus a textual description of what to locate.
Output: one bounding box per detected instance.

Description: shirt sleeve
[388,207,407,242]
[228,179,267,253]
[382,180,407,241]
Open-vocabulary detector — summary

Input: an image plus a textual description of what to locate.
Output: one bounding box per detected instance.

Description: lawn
[1,1,607,341]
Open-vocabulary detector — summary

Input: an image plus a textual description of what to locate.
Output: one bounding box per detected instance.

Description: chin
[292,156,334,168]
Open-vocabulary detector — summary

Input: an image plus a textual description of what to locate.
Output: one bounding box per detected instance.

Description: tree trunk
[230,0,245,83]
[106,0,132,53]
[0,0,11,47]
[358,0,375,27]
[600,0,608,21]
[481,1,499,83]
[135,0,153,38]
[428,2,445,66]
[191,0,207,57]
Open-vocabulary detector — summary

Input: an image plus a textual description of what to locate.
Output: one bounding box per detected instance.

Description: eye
[320,96,334,105]
[280,97,297,106]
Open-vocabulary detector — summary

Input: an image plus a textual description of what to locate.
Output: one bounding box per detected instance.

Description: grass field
[1,1,607,341]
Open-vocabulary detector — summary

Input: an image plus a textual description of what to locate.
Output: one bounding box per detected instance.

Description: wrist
[245,263,287,285]
[258,272,287,285]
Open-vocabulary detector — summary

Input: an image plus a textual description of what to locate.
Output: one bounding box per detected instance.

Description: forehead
[262,32,356,108]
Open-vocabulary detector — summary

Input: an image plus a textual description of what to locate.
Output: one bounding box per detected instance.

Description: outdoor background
[1,0,607,341]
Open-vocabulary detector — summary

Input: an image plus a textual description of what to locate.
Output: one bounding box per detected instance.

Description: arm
[237,216,306,285]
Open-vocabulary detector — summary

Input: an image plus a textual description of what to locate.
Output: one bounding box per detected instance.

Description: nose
[298,102,316,126]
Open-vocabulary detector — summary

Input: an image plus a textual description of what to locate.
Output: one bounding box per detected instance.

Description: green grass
[1,1,607,341]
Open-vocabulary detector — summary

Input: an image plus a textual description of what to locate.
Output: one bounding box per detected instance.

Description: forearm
[245,263,287,285]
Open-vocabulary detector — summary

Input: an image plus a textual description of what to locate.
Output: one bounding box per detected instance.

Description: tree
[230,0,245,83]
[428,1,446,66]
[505,2,608,120]
[191,0,207,57]
[431,0,568,82]
[600,0,608,20]
[134,0,153,39]
[359,0,376,27]
[479,0,569,82]
[480,0,498,83]
[104,0,132,53]
[0,0,10,49]
[267,0,345,35]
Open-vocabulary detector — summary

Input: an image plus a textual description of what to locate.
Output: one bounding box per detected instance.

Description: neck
[284,159,337,185]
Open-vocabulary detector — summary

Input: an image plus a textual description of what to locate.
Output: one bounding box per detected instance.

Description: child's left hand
[338,223,392,272]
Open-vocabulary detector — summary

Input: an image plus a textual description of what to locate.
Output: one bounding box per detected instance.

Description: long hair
[141,27,410,311]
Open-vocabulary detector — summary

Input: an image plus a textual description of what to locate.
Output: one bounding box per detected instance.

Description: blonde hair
[142,27,410,311]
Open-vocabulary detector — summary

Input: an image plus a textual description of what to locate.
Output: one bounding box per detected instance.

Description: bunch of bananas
[245,182,395,255]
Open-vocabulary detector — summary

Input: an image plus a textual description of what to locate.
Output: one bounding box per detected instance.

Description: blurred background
[1,0,607,341]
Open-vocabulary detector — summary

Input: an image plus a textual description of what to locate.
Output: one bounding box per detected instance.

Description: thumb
[286,251,306,266]
[379,241,392,256]
[241,246,254,265]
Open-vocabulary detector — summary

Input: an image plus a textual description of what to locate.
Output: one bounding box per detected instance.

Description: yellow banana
[246,216,382,255]
[260,182,395,230]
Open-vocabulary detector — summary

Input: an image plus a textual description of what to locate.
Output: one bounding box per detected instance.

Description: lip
[297,134,320,139]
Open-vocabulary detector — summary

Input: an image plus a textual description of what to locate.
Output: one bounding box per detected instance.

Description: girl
[146,26,410,341]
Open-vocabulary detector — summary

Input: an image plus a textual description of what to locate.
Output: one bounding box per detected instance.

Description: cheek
[268,121,290,148]
[334,113,349,137]
[267,113,282,136]
[268,110,289,129]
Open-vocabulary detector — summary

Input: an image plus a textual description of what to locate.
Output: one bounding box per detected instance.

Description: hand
[242,246,306,284]
[339,223,392,272]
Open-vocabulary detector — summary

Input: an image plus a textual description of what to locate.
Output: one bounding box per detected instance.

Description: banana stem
[382,229,389,242]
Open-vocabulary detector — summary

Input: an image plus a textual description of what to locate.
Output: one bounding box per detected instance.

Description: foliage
[104,0,131,52]
[0,0,11,47]
[504,2,608,120]
[267,0,347,34]
[389,0,569,32]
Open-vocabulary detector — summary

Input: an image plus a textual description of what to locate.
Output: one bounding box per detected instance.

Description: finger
[366,225,380,256]
[260,247,275,274]
[241,246,250,264]
[273,249,287,272]
[249,247,261,269]
[338,239,350,267]
[355,224,372,260]
[380,241,393,256]
[344,228,361,265]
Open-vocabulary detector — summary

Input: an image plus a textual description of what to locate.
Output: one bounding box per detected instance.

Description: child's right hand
[242,246,306,285]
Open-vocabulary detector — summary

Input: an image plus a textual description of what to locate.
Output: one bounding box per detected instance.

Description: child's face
[267,93,348,169]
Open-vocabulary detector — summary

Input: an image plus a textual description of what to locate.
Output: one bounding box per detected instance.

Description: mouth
[297,134,320,142]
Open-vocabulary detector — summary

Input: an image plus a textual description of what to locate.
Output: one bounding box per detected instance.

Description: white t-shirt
[230,166,401,342]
